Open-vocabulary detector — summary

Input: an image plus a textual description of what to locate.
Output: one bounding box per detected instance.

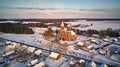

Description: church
[60,22,77,41]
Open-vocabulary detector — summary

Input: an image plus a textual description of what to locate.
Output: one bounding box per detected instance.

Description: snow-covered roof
[92,34,99,38]
[71,31,76,35]
[33,62,45,67]
[77,42,84,46]
[99,49,107,55]
[104,64,108,67]
[70,61,75,65]
[22,45,27,48]
[79,59,85,63]
[104,38,109,42]
[34,49,42,55]
[2,51,15,57]
[87,45,93,49]
[91,39,96,43]
[30,59,38,65]
[113,38,118,42]
[11,42,17,45]
[91,61,96,67]
[49,52,59,59]
[5,41,11,44]
[28,47,36,53]
[90,37,95,40]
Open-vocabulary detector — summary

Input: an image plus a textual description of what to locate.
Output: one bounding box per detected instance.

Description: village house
[49,52,61,61]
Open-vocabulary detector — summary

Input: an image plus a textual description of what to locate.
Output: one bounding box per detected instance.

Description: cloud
[4,6,120,12]
[78,8,120,12]
[1,6,120,18]
[4,6,59,10]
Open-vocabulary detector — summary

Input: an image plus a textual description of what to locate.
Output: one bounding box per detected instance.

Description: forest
[0,22,49,34]
[0,23,33,34]
[74,28,120,37]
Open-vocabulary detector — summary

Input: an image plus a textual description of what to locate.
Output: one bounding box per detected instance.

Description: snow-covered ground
[0,27,120,67]
[65,21,120,30]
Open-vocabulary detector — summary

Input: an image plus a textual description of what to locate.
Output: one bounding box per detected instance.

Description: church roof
[67,22,71,27]
[71,31,76,35]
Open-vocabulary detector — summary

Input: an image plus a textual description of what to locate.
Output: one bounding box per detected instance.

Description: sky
[0,0,120,19]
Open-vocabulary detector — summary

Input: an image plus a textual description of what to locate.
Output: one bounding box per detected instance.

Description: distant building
[60,22,77,41]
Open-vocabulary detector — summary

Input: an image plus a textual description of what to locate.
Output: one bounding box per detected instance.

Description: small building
[87,45,94,50]
[77,42,85,47]
[104,38,109,42]
[33,62,46,67]
[6,42,20,50]
[70,60,76,65]
[27,59,38,66]
[5,41,11,45]
[34,49,42,56]
[113,38,118,42]
[2,50,15,57]
[21,45,27,49]
[31,59,38,65]
[78,59,86,67]
[92,34,99,38]
[101,64,108,67]
[79,59,85,63]
[99,48,108,55]
[91,39,96,43]
[28,47,36,53]
[90,61,96,67]
[91,39,100,44]
[49,52,61,60]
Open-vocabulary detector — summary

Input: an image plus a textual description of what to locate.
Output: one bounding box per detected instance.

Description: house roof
[28,47,36,53]
[34,49,42,55]
[91,61,96,67]
[30,59,38,65]
[79,59,85,63]
[49,52,59,59]
[70,61,75,65]
[77,42,84,46]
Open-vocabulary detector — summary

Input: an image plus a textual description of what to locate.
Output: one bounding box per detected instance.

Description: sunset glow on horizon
[0,0,120,18]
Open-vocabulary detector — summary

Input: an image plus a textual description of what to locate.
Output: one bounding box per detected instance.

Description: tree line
[73,28,120,37]
[0,23,34,34]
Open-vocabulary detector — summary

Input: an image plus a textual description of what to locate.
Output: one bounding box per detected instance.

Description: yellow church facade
[60,22,77,41]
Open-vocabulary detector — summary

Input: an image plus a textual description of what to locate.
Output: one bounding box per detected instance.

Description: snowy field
[65,21,120,30]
